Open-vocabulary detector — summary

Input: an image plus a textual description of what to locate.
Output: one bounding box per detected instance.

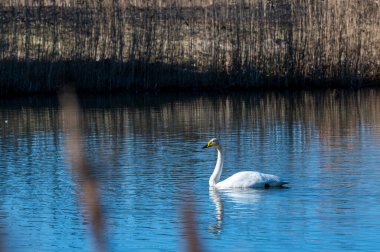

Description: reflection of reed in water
[2,90,380,143]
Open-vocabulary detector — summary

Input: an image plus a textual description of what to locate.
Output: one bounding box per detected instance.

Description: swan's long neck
[209,146,223,187]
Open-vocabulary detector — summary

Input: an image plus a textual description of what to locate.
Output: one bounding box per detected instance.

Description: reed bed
[0,0,379,94]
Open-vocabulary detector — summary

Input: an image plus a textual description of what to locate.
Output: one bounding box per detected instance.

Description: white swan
[203,138,288,189]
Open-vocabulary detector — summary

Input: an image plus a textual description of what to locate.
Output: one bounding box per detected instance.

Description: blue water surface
[1,90,380,251]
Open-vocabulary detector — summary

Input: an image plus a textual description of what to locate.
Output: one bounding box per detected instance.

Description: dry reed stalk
[182,197,203,252]
[59,87,107,252]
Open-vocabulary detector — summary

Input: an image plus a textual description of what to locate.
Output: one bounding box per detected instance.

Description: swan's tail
[264,181,289,188]
[278,182,289,187]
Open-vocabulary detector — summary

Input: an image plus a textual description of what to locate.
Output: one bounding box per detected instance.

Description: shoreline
[1,58,378,97]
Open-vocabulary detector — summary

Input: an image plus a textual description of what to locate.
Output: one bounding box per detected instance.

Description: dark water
[1,90,380,251]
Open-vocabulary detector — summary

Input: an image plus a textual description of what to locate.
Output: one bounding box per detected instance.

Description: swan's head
[203,138,220,149]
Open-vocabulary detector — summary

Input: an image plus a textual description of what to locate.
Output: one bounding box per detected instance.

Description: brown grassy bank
[0,0,379,95]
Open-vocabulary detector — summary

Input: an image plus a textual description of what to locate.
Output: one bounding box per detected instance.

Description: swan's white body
[204,138,287,189]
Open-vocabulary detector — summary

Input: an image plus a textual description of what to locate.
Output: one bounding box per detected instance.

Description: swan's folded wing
[216,171,284,188]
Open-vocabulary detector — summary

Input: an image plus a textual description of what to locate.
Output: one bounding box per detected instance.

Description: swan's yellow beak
[203,140,212,149]
[203,138,219,149]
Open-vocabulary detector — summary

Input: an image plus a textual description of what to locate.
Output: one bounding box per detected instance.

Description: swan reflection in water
[208,188,263,235]
[208,188,224,234]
